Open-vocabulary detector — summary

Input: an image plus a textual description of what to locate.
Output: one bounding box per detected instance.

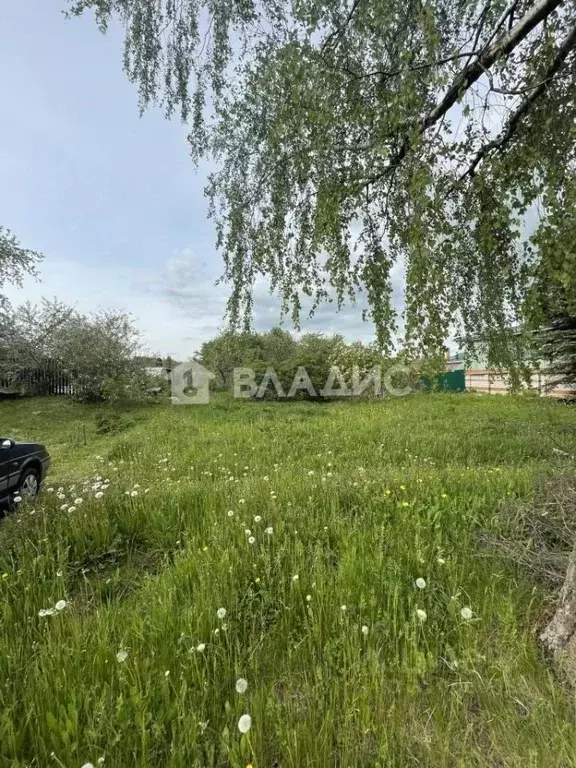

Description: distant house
[139,356,179,384]
[445,352,465,372]
[145,366,169,379]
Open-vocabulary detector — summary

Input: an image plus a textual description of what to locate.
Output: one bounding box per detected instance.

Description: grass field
[1,393,575,767]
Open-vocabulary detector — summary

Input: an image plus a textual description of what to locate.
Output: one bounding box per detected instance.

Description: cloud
[6,243,406,360]
[148,249,407,346]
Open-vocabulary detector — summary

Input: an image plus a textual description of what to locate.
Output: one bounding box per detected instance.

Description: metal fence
[0,361,75,396]
[466,369,576,397]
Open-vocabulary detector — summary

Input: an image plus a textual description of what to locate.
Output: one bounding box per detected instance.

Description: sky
[0,1,394,359]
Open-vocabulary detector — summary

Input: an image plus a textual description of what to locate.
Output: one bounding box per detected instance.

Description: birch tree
[68,0,576,364]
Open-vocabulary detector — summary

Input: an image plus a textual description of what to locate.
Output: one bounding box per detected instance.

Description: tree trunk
[540,540,576,655]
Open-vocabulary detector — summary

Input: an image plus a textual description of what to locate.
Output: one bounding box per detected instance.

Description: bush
[1,299,152,402]
[94,412,135,435]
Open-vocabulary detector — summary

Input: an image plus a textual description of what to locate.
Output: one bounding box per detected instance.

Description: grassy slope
[0,394,575,767]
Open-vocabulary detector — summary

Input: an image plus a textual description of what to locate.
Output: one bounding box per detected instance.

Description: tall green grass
[0,393,575,766]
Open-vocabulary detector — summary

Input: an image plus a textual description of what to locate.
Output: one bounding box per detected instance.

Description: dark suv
[0,438,50,509]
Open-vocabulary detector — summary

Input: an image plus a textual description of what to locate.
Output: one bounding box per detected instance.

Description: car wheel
[18,468,40,497]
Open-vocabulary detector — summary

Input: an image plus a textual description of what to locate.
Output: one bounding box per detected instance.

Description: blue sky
[1,1,388,358]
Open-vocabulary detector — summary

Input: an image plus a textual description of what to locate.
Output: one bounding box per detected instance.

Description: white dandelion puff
[196,643,206,653]
[238,714,252,734]
[248,536,256,545]
[13,496,22,503]
[306,594,312,602]
[265,526,273,535]
[68,506,76,513]
[340,605,347,612]
[116,650,128,663]
[292,574,299,582]
[235,677,248,694]
[217,607,227,620]
[254,515,262,523]
[55,600,67,612]
[361,625,369,636]
[74,498,83,505]
[95,492,104,499]
[460,606,473,620]
[416,609,427,622]
[130,490,138,498]
[415,578,427,589]
[227,510,234,517]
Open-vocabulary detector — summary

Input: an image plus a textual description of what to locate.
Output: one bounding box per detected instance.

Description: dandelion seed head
[416,609,427,622]
[361,625,369,636]
[460,606,473,620]
[415,578,426,589]
[238,714,252,733]
[55,600,67,612]
[248,536,256,545]
[196,643,206,652]
[235,677,248,694]
[217,608,227,620]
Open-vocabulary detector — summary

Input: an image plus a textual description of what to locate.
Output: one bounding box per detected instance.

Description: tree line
[197,327,405,399]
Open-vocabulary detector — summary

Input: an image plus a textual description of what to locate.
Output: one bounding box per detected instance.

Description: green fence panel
[421,369,465,392]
